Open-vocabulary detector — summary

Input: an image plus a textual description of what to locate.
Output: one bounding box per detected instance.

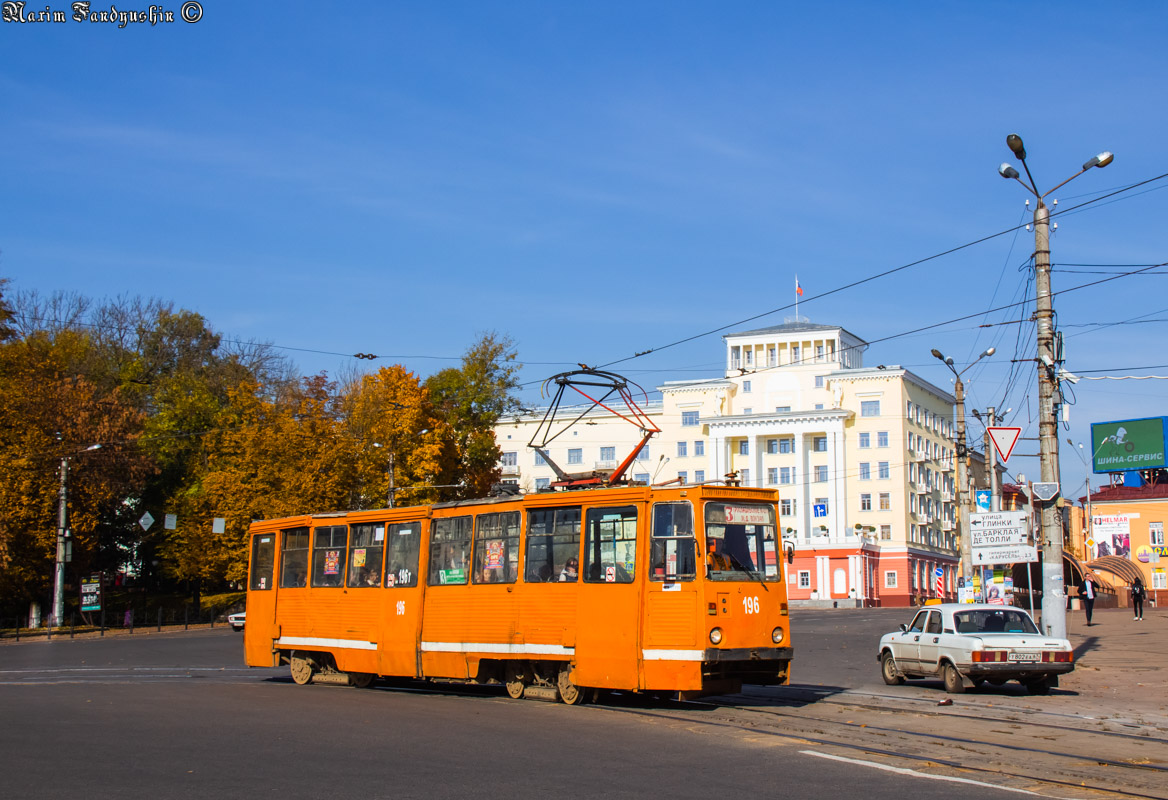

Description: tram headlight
[709,627,723,645]
[772,627,785,644]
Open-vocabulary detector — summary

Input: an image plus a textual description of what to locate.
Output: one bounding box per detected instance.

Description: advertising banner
[1091,514,1133,559]
[1091,417,1168,473]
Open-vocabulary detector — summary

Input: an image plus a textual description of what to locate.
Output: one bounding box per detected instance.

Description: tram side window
[347,523,385,588]
[280,527,310,588]
[250,534,276,590]
[525,507,581,582]
[429,516,472,585]
[311,525,349,587]
[583,506,637,584]
[385,522,421,587]
[650,502,696,582]
[473,511,520,584]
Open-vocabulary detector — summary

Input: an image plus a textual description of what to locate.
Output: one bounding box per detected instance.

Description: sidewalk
[1054,605,1168,726]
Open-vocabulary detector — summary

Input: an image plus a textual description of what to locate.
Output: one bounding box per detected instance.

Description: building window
[878,431,889,448]
[677,441,687,457]
[740,468,751,485]
[885,571,898,589]
[636,445,650,461]
[880,524,891,540]
[501,451,517,466]
[813,437,827,452]
[535,478,550,490]
[635,473,650,483]
[791,345,800,363]
[1151,522,1165,546]
[780,467,793,484]
[694,470,705,483]
[739,440,749,456]
[878,461,890,479]
[1153,569,1167,590]
[677,471,688,484]
[681,411,700,427]
[815,375,824,388]
[568,448,583,465]
[767,467,778,485]
[744,350,753,366]
[694,440,704,457]
[879,492,891,511]
[815,497,829,516]
[860,494,872,511]
[767,347,776,366]
[775,406,791,413]
[859,432,870,448]
[743,380,752,393]
[798,571,811,589]
[779,438,793,454]
[743,407,753,415]
[859,462,871,480]
[534,450,547,466]
[814,404,824,410]
[814,465,828,483]
[767,438,778,454]
[600,446,615,462]
[781,498,796,516]
[861,400,880,417]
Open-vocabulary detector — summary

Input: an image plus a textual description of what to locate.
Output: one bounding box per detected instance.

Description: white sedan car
[877,603,1074,695]
[228,611,246,632]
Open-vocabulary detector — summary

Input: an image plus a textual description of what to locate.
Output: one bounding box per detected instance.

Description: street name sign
[975,544,1039,564]
[969,511,1028,548]
[987,426,1022,462]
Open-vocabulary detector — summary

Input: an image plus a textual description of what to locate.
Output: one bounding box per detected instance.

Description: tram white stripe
[420,641,574,656]
[277,636,378,651]
[800,751,1041,795]
[641,649,704,661]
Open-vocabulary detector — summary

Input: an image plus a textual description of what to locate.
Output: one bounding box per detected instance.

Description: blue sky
[3,1,1166,499]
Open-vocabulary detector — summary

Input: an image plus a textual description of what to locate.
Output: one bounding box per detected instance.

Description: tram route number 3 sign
[724,506,770,525]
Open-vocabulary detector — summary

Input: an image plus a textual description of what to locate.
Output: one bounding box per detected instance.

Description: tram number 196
[742,596,760,614]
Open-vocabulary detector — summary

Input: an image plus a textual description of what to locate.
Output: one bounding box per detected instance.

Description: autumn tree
[426,332,521,498]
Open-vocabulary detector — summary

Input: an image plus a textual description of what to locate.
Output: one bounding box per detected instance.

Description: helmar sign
[1091,417,1168,473]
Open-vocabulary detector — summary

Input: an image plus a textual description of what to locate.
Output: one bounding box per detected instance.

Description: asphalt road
[0,610,1048,800]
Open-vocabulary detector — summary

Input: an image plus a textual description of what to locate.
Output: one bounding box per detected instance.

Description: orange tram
[243,483,794,703]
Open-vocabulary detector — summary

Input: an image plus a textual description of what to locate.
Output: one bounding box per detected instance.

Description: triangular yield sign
[987,426,1022,462]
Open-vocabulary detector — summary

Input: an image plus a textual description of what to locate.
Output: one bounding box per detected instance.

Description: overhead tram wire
[590,170,1168,374]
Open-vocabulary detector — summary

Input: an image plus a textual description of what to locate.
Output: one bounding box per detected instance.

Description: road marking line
[799,750,1041,796]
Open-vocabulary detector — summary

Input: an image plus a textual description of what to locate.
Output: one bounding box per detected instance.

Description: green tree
[426,332,521,498]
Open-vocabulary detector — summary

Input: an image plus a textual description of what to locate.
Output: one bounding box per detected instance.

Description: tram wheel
[504,662,527,699]
[558,668,586,705]
[350,672,375,689]
[290,652,315,686]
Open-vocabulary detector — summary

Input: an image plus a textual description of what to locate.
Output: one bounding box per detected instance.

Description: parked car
[228,611,246,632]
[877,603,1074,695]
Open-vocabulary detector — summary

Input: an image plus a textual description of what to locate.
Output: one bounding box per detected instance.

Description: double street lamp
[932,346,995,586]
[999,133,1113,638]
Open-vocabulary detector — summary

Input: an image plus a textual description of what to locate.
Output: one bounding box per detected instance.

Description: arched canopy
[1086,555,1145,587]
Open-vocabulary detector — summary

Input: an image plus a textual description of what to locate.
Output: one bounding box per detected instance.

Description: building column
[830,424,844,543]
[848,554,862,602]
[753,430,764,488]
[816,555,829,599]
[795,431,809,540]
[709,434,725,482]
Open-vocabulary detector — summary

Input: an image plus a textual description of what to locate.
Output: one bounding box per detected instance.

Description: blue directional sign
[813,503,827,518]
[975,490,991,513]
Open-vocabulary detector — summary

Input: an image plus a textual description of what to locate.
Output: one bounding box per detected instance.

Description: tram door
[379,520,427,677]
[244,531,279,667]
[574,504,642,689]
[640,501,701,688]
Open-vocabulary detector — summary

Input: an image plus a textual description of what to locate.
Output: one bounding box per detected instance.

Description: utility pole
[387,451,396,508]
[954,376,973,581]
[52,457,68,628]
[982,407,1001,512]
[999,134,1113,639]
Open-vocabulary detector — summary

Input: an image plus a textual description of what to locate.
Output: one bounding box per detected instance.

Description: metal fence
[0,604,239,641]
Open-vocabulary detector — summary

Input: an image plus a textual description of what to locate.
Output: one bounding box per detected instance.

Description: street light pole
[1000,133,1113,638]
[52,456,68,628]
[932,347,995,587]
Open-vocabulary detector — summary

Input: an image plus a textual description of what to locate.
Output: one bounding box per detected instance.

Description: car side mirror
[786,542,795,564]
[899,623,908,633]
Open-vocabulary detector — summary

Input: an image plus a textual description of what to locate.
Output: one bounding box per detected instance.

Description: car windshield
[953,609,1039,635]
[703,502,779,582]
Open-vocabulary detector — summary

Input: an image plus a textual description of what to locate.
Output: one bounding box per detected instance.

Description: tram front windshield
[703,502,780,582]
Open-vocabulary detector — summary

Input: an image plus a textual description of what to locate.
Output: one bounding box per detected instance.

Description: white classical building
[495,321,967,606]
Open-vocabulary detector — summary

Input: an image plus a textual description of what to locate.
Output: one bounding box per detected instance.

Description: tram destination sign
[969,511,1028,548]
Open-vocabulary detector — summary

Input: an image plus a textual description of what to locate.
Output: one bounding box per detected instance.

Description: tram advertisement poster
[80,574,102,612]
[324,550,340,575]
[486,540,504,569]
[353,548,367,568]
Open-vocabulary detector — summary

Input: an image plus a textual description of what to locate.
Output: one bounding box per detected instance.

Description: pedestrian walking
[1078,573,1097,626]
[1132,577,1146,621]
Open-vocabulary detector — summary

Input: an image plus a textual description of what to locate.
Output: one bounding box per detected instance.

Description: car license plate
[1008,652,1040,662]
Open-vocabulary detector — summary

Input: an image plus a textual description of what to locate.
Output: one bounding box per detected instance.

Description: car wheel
[881,652,905,685]
[231,624,243,632]
[943,663,965,694]
[1025,678,1051,695]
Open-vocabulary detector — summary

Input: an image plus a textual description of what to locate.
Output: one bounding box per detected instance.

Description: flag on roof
[795,277,803,297]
